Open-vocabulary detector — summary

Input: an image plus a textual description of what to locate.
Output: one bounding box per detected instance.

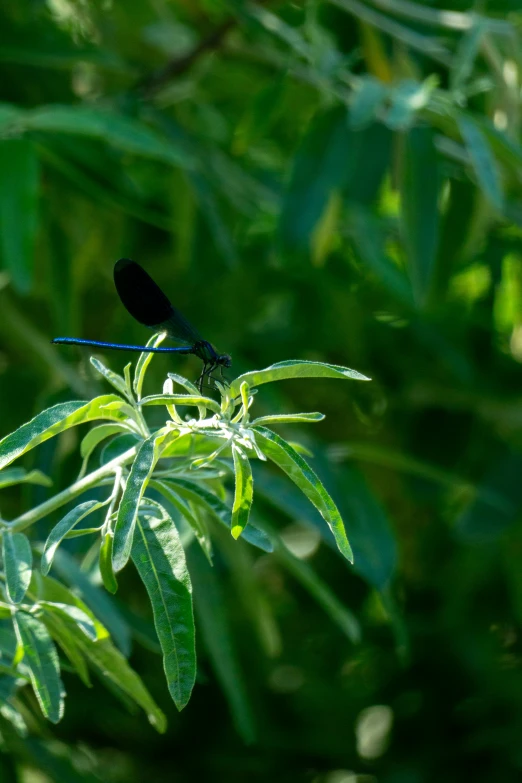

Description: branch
[139,18,236,97]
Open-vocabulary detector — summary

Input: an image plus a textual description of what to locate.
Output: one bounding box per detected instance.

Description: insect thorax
[192,340,218,363]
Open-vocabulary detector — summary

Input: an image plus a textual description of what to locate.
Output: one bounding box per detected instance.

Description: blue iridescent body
[52,259,231,391]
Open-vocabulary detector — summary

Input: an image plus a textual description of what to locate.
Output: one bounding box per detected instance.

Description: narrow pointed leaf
[400,126,441,305]
[274,536,360,643]
[133,332,167,399]
[132,503,196,710]
[81,424,131,459]
[231,446,254,540]
[90,357,132,400]
[0,138,39,294]
[458,115,504,211]
[3,533,32,604]
[41,500,104,576]
[99,533,118,594]
[113,431,167,572]
[39,601,97,641]
[165,477,273,552]
[0,396,131,470]
[30,571,108,641]
[251,412,325,426]
[0,468,52,489]
[54,617,166,732]
[19,104,194,169]
[188,544,256,743]
[40,611,91,687]
[151,480,212,562]
[230,360,370,397]
[140,393,221,415]
[12,611,64,723]
[49,550,129,654]
[254,426,353,563]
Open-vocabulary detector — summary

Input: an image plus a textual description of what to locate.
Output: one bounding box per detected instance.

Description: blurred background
[2,0,522,781]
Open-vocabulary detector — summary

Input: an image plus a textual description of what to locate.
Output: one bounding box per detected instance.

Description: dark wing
[113,258,203,346]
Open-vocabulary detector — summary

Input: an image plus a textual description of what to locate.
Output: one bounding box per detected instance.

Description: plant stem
[7,447,137,533]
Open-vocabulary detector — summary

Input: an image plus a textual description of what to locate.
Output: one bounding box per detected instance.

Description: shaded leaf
[3,533,32,604]
[41,500,104,576]
[187,543,256,743]
[12,612,64,724]
[165,477,273,552]
[459,114,504,211]
[0,138,39,294]
[400,126,441,305]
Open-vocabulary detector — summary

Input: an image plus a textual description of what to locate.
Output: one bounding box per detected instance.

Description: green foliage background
[2,0,522,780]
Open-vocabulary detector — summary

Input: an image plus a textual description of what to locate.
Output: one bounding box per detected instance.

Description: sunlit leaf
[230,360,369,397]
[113,430,168,572]
[165,477,273,552]
[132,501,196,711]
[231,445,254,539]
[0,396,132,471]
[254,427,353,563]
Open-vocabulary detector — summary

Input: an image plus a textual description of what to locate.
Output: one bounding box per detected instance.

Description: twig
[139,18,236,96]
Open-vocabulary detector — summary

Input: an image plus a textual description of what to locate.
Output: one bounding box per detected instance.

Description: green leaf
[384,78,438,130]
[0,138,39,294]
[48,551,130,655]
[231,446,254,540]
[38,601,97,642]
[0,396,132,471]
[90,357,132,401]
[166,373,201,395]
[273,535,360,643]
[30,570,108,642]
[41,500,104,576]
[56,619,166,732]
[254,426,353,563]
[229,360,369,397]
[3,533,32,604]
[151,480,212,563]
[113,431,167,572]
[38,611,91,687]
[165,477,273,552]
[251,412,325,426]
[400,126,441,305]
[349,76,388,129]
[450,19,487,95]
[140,393,221,415]
[0,468,52,489]
[187,543,256,743]
[458,115,504,211]
[347,205,413,304]
[99,533,118,594]
[279,107,353,254]
[133,333,167,400]
[18,104,194,169]
[100,432,142,465]
[12,611,64,723]
[132,501,196,711]
[80,422,129,459]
